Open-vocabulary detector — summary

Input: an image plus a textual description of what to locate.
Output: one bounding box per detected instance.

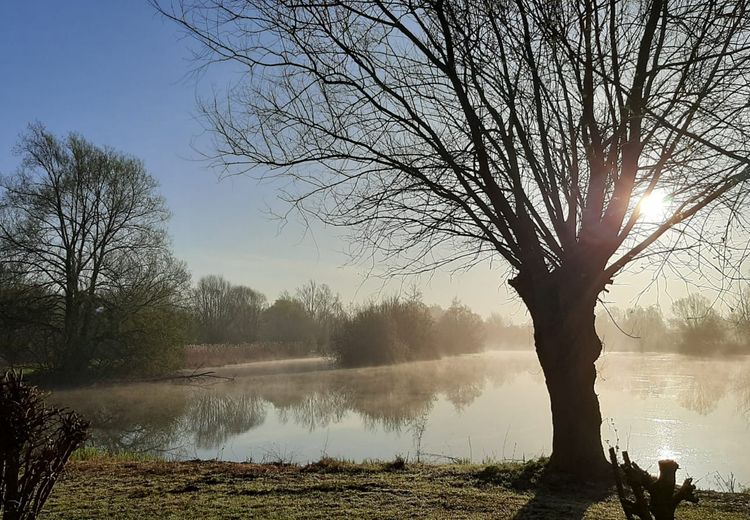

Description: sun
[638,189,668,221]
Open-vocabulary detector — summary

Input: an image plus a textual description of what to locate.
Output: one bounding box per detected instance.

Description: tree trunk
[513,270,610,477]
[540,342,608,475]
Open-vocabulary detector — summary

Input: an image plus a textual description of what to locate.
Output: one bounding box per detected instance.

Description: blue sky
[0,1,691,318]
[0,1,534,316]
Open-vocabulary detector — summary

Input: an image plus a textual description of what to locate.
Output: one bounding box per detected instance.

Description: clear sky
[0,1,700,319]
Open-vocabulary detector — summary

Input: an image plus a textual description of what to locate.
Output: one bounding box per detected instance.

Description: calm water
[50,351,750,490]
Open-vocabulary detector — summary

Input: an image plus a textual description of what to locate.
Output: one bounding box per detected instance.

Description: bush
[435,300,485,356]
[332,298,435,367]
[0,371,89,519]
[259,297,317,347]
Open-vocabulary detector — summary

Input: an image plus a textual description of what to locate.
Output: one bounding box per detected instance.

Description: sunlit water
[49,351,750,490]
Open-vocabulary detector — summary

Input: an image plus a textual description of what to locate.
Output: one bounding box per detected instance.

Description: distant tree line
[188,277,343,356]
[0,128,524,381]
[184,277,516,368]
[597,293,750,356]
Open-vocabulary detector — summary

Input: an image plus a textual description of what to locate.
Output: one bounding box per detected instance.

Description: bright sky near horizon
[0,1,704,319]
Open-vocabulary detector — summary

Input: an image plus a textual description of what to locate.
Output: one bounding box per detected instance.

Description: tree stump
[609,448,698,520]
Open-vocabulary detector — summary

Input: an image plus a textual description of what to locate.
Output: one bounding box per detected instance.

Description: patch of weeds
[714,472,740,494]
[302,457,355,473]
[475,458,549,490]
[70,446,160,463]
[260,446,296,466]
[383,455,407,471]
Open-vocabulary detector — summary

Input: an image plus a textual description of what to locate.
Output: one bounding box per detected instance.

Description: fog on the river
[49,351,750,490]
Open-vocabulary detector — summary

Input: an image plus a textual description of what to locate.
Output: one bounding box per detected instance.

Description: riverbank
[43,457,749,519]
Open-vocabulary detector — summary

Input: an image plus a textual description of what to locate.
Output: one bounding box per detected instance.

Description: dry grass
[43,458,750,519]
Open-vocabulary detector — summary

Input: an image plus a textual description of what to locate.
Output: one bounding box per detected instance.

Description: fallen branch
[143,370,235,384]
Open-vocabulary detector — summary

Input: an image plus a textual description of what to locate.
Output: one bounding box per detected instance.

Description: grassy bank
[43,457,749,519]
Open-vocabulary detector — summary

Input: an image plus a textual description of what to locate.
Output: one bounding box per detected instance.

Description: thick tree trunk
[513,269,610,477]
[540,345,607,475]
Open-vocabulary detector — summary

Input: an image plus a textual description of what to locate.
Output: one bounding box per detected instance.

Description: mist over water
[49,351,750,490]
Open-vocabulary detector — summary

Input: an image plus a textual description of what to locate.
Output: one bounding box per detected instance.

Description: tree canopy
[157,0,750,287]
[0,125,189,378]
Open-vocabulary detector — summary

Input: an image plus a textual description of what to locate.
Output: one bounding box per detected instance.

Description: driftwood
[609,448,698,520]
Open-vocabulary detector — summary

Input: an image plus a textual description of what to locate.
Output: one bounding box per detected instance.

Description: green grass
[41,457,750,519]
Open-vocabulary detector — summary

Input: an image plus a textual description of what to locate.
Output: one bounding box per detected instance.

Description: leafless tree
[155,0,750,475]
[0,124,183,376]
[295,280,344,347]
[192,275,267,343]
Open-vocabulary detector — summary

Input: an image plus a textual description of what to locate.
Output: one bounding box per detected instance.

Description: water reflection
[734,367,750,420]
[596,353,750,417]
[187,393,267,449]
[49,352,750,485]
[57,383,188,454]
[51,353,533,453]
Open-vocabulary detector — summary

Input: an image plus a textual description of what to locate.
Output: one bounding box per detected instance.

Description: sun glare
[638,190,667,221]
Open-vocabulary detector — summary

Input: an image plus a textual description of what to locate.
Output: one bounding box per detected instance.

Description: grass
[69,446,162,463]
[42,456,750,519]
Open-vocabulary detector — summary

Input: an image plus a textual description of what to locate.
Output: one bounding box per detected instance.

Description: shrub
[332,298,435,367]
[259,297,316,347]
[435,300,485,356]
[0,371,89,519]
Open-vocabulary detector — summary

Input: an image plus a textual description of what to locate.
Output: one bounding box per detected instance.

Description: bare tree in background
[192,275,267,343]
[155,0,750,475]
[0,124,185,376]
[193,275,234,343]
[296,280,344,348]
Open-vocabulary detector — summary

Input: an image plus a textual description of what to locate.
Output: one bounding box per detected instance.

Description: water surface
[50,351,750,490]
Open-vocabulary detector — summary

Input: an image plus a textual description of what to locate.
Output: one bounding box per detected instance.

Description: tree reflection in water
[51,382,189,455]
[596,353,750,416]
[186,393,266,449]
[48,352,750,457]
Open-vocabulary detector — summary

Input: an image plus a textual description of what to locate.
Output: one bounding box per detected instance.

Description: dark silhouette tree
[155,0,750,475]
[0,124,187,377]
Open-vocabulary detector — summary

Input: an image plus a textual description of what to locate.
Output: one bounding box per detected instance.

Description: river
[49,350,750,490]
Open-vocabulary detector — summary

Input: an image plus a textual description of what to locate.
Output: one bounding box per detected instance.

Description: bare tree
[295,281,340,320]
[0,124,182,376]
[192,275,234,343]
[671,294,728,354]
[295,280,344,348]
[192,275,267,343]
[155,0,750,475]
